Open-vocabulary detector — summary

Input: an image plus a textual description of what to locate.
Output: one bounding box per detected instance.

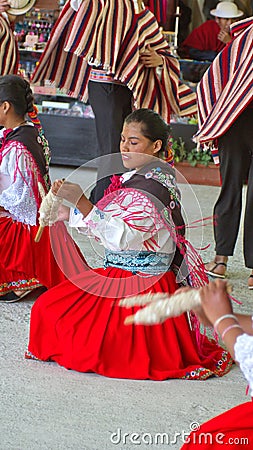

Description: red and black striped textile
[195,17,253,146]
[0,15,19,75]
[32,0,196,123]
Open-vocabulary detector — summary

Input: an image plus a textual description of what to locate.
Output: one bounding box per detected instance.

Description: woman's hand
[192,304,213,328]
[218,30,231,44]
[175,285,212,327]
[51,180,94,217]
[199,280,233,327]
[52,180,85,206]
[51,179,64,196]
[176,281,233,328]
[139,45,163,68]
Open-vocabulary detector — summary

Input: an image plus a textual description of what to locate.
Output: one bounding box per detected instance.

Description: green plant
[169,136,187,163]
[186,147,213,167]
[170,136,213,166]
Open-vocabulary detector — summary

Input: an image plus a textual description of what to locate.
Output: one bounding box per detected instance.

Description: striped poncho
[0,14,18,75]
[195,16,253,157]
[31,0,196,123]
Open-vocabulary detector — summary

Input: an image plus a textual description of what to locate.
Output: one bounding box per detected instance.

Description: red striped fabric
[32,1,197,122]
[195,17,253,146]
[0,15,18,75]
[148,0,167,25]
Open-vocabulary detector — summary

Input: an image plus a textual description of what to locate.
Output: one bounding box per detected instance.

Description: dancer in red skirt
[181,280,253,448]
[0,75,86,302]
[26,109,233,380]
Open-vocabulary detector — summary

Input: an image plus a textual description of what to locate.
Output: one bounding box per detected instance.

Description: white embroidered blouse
[234,333,253,397]
[0,127,39,225]
[68,171,176,255]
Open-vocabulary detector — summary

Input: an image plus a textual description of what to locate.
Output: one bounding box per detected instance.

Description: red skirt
[27,266,233,380]
[0,217,86,293]
[181,400,253,448]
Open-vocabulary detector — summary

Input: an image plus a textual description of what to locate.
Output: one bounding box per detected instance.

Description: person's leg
[245,169,253,288]
[206,110,251,277]
[244,169,253,270]
[88,81,132,203]
[242,110,253,286]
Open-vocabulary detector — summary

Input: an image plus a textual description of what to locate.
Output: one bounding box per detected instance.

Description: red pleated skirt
[0,217,86,293]
[27,266,233,380]
[181,401,253,448]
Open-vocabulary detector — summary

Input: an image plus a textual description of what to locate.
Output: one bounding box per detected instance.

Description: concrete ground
[0,164,251,450]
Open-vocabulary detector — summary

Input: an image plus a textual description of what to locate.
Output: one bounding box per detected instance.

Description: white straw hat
[8,0,36,16]
[210,1,243,18]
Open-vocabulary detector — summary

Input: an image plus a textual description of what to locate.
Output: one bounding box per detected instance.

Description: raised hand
[52,180,84,206]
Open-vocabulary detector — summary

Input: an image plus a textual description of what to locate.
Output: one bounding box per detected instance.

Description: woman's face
[120,122,162,170]
[216,17,235,32]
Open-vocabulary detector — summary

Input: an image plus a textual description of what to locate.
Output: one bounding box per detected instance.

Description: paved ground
[0,164,251,450]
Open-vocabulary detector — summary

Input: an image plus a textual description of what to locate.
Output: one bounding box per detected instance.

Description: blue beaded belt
[104,249,173,274]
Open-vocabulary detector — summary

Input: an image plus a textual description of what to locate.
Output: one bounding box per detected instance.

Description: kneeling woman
[0,75,85,302]
[26,109,233,380]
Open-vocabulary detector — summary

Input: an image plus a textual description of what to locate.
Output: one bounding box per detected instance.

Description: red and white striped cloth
[0,15,18,75]
[195,17,253,148]
[32,0,196,123]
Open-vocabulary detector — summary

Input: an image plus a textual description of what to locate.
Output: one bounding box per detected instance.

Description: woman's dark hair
[0,74,34,116]
[124,108,170,152]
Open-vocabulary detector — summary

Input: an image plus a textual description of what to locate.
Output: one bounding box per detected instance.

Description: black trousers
[88,81,132,203]
[214,108,253,268]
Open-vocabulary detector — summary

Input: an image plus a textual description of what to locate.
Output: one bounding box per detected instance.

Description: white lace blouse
[68,171,176,255]
[234,333,253,397]
[0,131,38,225]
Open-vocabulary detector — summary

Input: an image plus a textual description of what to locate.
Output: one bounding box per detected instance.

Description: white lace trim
[234,333,253,396]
